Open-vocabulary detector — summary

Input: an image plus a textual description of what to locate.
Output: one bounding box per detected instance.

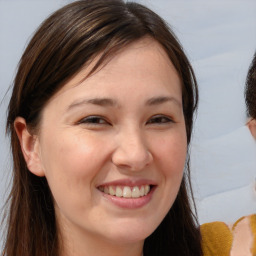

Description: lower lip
[100,186,156,209]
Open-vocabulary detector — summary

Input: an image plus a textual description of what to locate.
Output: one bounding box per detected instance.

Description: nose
[112,128,153,172]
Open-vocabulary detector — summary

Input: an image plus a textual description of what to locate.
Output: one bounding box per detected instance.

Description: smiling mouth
[98,185,153,198]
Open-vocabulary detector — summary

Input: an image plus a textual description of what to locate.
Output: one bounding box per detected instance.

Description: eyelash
[77,114,173,126]
[146,115,174,125]
[78,116,110,126]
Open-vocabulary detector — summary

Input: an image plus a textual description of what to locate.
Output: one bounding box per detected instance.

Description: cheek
[149,131,187,224]
[39,132,107,206]
[154,129,187,206]
[41,131,103,176]
[153,130,187,176]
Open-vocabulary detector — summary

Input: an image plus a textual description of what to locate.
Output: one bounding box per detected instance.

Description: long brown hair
[3,1,201,255]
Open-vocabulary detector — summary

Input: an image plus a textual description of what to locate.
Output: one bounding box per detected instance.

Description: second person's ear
[247,118,256,140]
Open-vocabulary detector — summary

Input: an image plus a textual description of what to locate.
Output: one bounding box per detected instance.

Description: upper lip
[97,178,157,188]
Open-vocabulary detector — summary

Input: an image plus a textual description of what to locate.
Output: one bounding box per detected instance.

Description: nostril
[112,144,153,171]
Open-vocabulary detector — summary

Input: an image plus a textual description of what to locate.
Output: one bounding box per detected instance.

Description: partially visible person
[246,52,256,139]
[201,52,256,255]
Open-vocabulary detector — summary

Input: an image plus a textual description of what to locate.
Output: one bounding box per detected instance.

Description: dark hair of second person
[245,52,256,138]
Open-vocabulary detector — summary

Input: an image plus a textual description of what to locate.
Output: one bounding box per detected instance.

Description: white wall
[0,0,256,230]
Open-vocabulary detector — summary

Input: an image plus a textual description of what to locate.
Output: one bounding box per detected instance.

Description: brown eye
[147,115,173,124]
[78,116,110,125]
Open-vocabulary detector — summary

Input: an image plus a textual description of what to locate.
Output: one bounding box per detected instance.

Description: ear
[14,117,45,177]
[247,118,256,140]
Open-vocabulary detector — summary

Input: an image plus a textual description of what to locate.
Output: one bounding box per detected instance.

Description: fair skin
[247,118,256,139]
[15,38,187,256]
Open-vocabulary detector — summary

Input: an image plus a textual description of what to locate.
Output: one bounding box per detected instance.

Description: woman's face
[27,38,187,250]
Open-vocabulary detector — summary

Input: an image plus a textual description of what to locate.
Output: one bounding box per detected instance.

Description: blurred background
[0,0,256,235]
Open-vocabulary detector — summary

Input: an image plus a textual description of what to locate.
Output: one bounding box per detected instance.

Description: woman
[3,1,202,255]
[201,52,256,256]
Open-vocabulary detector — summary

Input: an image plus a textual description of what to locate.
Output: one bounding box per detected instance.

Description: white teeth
[132,186,140,198]
[104,186,109,194]
[145,185,150,195]
[99,184,152,198]
[109,186,115,196]
[139,186,145,196]
[123,186,132,198]
[116,186,122,197]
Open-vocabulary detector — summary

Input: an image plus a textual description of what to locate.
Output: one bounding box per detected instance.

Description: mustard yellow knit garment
[201,221,233,256]
[251,215,256,256]
[201,214,256,256]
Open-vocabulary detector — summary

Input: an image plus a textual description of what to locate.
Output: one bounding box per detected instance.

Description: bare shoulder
[200,214,256,256]
[231,214,256,256]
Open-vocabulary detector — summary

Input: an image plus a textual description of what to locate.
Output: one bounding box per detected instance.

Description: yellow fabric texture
[201,215,256,256]
[251,215,256,256]
[201,221,233,256]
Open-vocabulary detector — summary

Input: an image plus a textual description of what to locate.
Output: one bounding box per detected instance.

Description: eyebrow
[146,96,182,108]
[67,98,118,111]
[67,96,181,111]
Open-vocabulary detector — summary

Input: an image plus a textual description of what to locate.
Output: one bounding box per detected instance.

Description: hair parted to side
[4,1,202,255]
[245,52,256,119]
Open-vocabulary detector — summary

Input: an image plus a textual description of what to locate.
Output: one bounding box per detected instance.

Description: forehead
[48,37,181,103]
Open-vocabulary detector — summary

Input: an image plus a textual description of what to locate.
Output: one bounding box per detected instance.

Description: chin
[104,220,158,244]
[108,232,148,244]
